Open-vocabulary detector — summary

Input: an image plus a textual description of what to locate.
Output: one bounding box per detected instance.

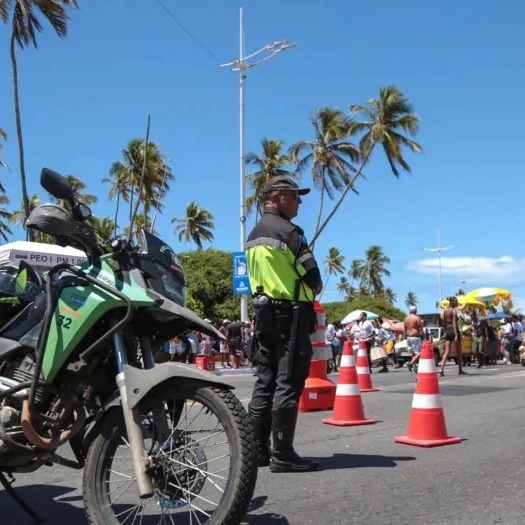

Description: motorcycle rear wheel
[83,380,257,525]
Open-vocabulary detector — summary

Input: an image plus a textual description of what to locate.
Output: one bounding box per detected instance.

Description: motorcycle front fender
[79,364,234,455]
[123,363,234,409]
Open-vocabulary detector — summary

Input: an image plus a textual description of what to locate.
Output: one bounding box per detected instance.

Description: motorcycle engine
[0,352,52,453]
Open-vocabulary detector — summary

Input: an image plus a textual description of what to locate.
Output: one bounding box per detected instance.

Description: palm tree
[126,213,156,245]
[0,0,79,240]
[348,259,362,290]
[310,86,423,246]
[0,193,12,242]
[88,215,116,241]
[381,287,397,304]
[105,139,173,231]
[65,175,97,206]
[10,193,40,226]
[102,169,129,238]
[405,291,418,309]
[50,174,97,208]
[357,245,391,296]
[290,107,360,245]
[9,193,51,241]
[0,128,8,192]
[336,276,350,301]
[320,246,345,300]
[245,138,295,218]
[172,201,214,250]
[345,286,357,302]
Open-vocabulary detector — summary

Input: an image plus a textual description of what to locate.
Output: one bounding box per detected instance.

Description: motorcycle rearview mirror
[40,168,75,201]
[75,203,92,221]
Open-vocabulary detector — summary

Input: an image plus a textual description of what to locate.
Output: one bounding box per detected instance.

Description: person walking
[350,312,376,372]
[440,296,467,376]
[404,306,424,373]
[325,317,341,372]
[226,319,245,369]
[470,309,488,368]
[246,175,322,473]
[219,320,232,368]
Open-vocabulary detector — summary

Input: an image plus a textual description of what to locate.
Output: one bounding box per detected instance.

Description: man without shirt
[404,306,424,373]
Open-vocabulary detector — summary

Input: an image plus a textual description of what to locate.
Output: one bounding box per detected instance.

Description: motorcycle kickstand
[0,471,45,523]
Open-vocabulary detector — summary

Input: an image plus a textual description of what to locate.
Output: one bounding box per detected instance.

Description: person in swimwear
[440,296,467,376]
[404,306,424,373]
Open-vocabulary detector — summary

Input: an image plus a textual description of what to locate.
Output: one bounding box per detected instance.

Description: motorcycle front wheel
[83,380,258,525]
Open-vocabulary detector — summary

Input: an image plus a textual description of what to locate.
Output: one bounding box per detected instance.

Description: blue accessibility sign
[232,251,252,296]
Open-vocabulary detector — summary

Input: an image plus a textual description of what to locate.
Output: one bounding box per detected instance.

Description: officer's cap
[262,176,310,196]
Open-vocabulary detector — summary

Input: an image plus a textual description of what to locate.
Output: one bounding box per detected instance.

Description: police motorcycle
[0,168,257,524]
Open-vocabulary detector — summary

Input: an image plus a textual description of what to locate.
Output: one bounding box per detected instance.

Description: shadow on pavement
[242,495,291,524]
[389,384,514,396]
[2,486,291,525]
[0,484,86,525]
[320,453,416,470]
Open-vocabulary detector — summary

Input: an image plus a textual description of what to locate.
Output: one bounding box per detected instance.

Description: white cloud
[405,256,525,284]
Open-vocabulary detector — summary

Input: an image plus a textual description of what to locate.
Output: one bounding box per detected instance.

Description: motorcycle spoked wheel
[83,381,258,525]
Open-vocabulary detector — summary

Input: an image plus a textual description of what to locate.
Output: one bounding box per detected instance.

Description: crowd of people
[325,301,525,377]
[325,311,399,374]
[155,318,255,369]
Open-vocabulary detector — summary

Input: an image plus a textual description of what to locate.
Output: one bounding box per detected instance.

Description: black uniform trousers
[250,305,313,416]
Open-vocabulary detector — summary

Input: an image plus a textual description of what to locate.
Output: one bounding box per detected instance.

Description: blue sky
[0,0,524,315]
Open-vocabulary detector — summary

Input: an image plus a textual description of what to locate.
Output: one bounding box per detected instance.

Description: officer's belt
[270,299,292,307]
[269,299,312,310]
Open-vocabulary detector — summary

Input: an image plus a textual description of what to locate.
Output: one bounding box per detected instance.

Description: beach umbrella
[340,309,378,325]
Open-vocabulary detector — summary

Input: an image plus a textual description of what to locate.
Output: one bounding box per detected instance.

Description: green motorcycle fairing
[42,255,156,382]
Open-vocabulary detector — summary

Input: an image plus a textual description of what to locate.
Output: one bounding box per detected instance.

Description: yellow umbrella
[464,288,513,307]
[440,299,450,309]
[440,296,488,316]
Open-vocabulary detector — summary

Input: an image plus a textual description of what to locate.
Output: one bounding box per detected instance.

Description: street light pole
[222,8,296,322]
[421,227,458,305]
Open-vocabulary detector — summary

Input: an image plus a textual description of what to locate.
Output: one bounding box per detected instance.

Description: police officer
[246,175,323,473]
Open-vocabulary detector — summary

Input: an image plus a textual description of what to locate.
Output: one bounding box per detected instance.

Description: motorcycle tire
[83,380,258,525]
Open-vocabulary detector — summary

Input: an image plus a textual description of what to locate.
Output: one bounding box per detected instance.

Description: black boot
[248,404,272,467]
[270,407,320,473]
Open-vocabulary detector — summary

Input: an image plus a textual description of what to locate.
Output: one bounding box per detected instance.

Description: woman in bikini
[439,296,467,376]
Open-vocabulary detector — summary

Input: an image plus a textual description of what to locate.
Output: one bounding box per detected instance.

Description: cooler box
[195,355,215,371]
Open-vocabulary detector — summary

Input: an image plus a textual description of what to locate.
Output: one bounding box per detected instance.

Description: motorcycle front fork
[114,332,154,498]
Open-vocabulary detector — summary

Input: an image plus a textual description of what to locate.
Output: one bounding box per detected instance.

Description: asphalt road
[2,363,525,525]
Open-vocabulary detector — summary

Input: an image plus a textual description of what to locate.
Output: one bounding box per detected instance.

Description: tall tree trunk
[318,273,330,301]
[309,147,374,248]
[114,191,120,237]
[129,188,134,227]
[10,31,32,242]
[311,183,325,251]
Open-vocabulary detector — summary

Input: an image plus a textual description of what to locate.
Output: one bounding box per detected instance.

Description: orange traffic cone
[355,340,379,392]
[323,341,376,427]
[395,341,462,447]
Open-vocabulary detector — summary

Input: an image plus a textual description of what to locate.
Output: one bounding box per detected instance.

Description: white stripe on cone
[412,393,443,409]
[340,355,355,367]
[335,383,361,396]
[356,366,370,375]
[357,349,367,356]
[417,358,437,374]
